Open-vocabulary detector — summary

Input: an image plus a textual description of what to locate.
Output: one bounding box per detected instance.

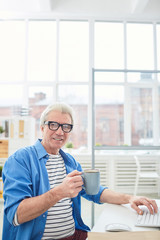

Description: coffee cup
[81,169,100,195]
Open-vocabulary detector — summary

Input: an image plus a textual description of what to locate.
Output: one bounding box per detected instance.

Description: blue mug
[81,169,100,195]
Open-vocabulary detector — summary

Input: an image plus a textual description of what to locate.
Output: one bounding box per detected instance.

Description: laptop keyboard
[135,208,160,227]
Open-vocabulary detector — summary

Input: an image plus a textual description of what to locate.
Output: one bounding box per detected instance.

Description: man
[2,102,158,240]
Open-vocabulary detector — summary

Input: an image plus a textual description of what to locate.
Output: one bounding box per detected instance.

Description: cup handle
[81,173,86,191]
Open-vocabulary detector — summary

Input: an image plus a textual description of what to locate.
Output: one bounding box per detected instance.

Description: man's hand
[100,189,158,216]
[58,170,83,199]
[129,196,158,215]
[17,170,83,224]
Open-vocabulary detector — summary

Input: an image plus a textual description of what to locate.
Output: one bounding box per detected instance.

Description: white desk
[92,200,160,232]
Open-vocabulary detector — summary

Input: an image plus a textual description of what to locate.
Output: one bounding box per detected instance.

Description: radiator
[74,154,160,195]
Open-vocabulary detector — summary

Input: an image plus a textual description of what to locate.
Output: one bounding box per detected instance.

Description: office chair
[134,155,160,196]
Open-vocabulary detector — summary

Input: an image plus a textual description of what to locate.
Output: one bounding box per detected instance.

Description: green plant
[0,126,5,134]
[65,142,74,148]
[95,143,101,147]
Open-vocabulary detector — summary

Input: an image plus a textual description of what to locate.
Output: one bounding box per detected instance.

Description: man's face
[41,110,72,154]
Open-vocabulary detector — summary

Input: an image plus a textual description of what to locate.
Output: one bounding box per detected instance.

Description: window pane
[131,88,153,145]
[95,86,124,146]
[59,21,89,82]
[58,85,88,149]
[159,87,160,145]
[0,21,25,82]
[157,24,160,70]
[95,72,124,83]
[0,85,23,116]
[95,22,124,69]
[127,23,154,70]
[127,72,154,83]
[29,86,53,138]
[27,21,56,82]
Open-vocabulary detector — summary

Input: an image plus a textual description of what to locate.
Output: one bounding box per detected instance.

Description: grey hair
[40,102,74,127]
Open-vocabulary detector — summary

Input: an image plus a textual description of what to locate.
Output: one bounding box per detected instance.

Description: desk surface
[88,231,160,240]
[92,200,160,232]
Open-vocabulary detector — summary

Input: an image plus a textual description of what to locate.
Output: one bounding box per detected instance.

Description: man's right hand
[57,170,83,199]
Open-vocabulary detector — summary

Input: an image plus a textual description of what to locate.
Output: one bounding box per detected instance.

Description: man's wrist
[50,185,65,202]
[124,194,133,204]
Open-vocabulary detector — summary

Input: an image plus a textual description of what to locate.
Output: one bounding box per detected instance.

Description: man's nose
[56,126,64,134]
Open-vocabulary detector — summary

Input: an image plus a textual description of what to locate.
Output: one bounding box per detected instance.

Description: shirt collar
[34,139,48,160]
[34,139,73,165]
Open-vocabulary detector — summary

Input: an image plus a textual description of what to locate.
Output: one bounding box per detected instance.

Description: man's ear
[40,125,44,137]
[40,125,44,132]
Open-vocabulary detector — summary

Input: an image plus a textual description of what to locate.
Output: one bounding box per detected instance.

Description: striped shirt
[41,153,75,240]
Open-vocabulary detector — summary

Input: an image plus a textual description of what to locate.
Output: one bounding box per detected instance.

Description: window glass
[131,88,153,145]
[0,20,25,82]
[58,85,88,150]
[59,21,89,82]
[29,86,53,138]
[159,87,160,145]
[27,20,56,82]
[157,24,160,71]
[127,23,154,70]
[95,72,124,83]
[95,22,124,69]
[0,85,23,117]
[127,72,154,83]
[0,19,159,150]
[95,85,124,146]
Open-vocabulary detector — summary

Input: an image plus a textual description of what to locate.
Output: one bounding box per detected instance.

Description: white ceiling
[0,0,160,20]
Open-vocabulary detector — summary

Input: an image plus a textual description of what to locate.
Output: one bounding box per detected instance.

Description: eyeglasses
[44,121,73,133]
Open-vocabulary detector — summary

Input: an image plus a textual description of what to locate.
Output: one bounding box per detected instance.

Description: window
[0,85,24,117]
[157,24,160,71]
[27,20,57,82]
[95,72,124,83]
[127,23,154,70]
[0,20,25,82]
[127,72,154,83]
[130,87,153,145]
[95,85,124,146]
[59,21,89,82]
[95,22,124,69]
[0,19,160,151]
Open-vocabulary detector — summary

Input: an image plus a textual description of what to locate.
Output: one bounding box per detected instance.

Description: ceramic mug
[81,169,100,195]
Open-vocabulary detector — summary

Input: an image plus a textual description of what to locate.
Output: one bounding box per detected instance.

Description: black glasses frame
[44,121,73,133]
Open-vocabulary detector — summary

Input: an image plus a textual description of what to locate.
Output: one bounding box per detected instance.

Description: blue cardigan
[2,139,106,240]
